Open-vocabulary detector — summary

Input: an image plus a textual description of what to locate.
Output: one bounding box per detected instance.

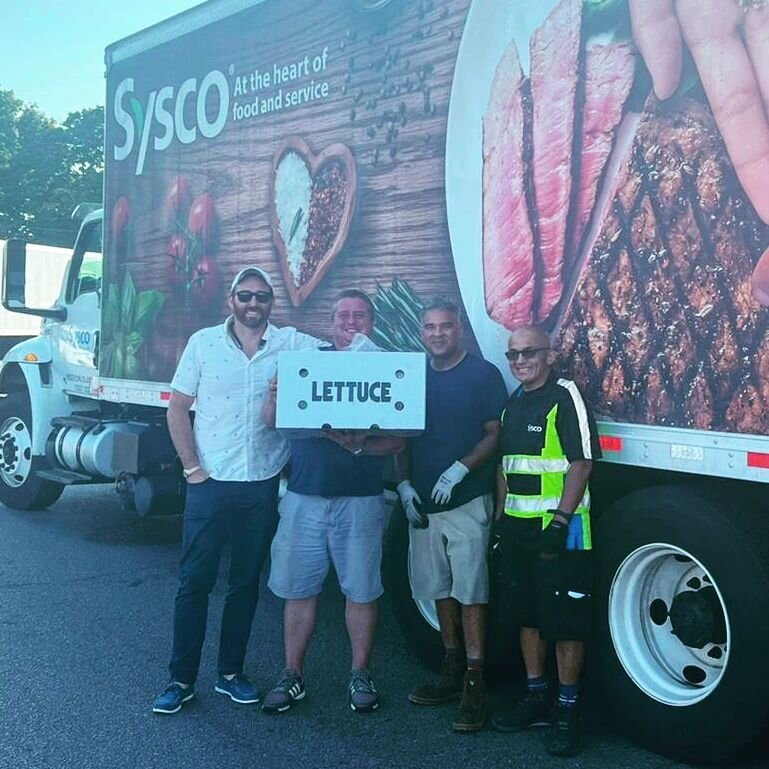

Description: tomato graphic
[188,193,217,250]
[189,255,220,310]
[165,176,191,225]
[111,197,130,239]
[166,233,188,294]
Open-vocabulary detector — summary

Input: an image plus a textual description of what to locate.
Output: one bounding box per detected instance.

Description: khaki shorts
[408,494,493,605]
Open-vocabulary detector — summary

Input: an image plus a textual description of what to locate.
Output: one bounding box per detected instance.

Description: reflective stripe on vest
[502,403,592,549]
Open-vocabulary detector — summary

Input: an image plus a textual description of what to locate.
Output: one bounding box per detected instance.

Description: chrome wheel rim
[609,543,730,706]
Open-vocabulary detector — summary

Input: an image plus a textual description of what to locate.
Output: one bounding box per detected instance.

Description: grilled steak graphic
[559,97,769,433]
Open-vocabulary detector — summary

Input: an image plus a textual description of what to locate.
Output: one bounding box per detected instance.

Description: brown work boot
[408,651,465,705]
[453,669,486,732]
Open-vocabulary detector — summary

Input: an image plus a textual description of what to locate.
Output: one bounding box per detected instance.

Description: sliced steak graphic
[482,42,536,328]
[481,0,635,332]
[570,41,635,267]
[530,0,582,322]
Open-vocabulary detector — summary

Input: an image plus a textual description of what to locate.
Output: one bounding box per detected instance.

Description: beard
[232,303,269,329]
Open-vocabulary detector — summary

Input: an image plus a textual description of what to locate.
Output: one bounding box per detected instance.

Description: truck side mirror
[2,239,66,321]
[4,239,26,306]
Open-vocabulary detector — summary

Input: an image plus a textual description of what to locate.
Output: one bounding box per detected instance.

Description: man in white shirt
[152,266,320,715]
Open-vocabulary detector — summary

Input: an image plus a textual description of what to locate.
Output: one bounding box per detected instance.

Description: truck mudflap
[593,485,769,763]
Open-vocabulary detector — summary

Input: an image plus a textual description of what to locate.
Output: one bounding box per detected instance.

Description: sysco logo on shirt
[112,71,230,175]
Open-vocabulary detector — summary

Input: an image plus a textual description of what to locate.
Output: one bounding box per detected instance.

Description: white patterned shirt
[171,319,322,481]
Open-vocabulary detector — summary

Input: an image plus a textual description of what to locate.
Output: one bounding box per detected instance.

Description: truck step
[36,468,94,485]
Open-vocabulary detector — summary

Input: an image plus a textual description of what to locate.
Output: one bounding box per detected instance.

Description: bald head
[509,325,550,349]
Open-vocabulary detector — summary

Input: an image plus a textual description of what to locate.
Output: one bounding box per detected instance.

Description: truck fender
[1,335,53,365]
[0,340,75,455]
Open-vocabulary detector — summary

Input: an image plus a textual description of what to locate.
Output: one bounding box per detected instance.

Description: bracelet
[553,509,574,523]
[183,465,202,478]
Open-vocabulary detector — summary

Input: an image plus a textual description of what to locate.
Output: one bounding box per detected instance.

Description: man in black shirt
[491,326,601,758]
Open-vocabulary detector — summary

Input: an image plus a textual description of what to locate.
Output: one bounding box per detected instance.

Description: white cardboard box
[276,350,426,435]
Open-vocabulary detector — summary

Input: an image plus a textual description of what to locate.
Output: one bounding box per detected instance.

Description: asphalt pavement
[0,485,766,769]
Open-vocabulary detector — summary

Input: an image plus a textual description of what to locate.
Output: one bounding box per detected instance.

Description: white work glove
[431,461,469,505]
[397,480,427,529]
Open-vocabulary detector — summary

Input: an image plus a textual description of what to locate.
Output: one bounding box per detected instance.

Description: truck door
[48,219,102,396]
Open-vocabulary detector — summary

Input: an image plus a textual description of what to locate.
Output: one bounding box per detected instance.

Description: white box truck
[2,0,769,761]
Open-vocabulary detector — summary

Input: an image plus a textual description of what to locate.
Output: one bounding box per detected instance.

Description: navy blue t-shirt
[411,353,508,513]
[286,437,386,497]
[286,344,386,498]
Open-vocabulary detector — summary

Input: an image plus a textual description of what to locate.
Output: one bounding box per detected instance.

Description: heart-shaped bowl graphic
[269,136,358,307]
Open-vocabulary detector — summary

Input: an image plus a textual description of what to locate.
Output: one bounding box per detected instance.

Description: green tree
[0,90,103,248]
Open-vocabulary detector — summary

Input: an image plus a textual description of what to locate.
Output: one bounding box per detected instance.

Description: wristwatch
[183,465,202,478]
[352,447,364,457]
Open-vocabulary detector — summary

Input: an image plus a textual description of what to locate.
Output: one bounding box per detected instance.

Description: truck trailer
[2,0,769,761]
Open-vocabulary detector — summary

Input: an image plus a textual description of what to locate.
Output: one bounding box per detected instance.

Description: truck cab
[0,211,178,514]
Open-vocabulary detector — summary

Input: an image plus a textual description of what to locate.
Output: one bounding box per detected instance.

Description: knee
[177,566,217,598]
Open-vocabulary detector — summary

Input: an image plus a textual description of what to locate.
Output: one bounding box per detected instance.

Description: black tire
[0,393,64,510]
[593,485,769,763]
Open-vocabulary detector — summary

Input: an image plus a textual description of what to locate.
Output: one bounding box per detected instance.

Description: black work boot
[546,704,582,756]
[452,669,486,732]
[408,651,465,705]
[491,688,553,732]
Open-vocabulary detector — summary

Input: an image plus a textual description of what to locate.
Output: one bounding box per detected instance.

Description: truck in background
[0,242,72,359]
[2,0,769,762]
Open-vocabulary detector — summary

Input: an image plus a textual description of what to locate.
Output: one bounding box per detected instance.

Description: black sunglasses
[234,289,273,304]
[505,347,550,361]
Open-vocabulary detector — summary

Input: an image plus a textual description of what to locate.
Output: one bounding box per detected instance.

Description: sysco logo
[113,71,230,175]
[527,424,543,432]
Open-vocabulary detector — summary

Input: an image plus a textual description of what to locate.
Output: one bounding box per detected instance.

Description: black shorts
[497,520,593,642]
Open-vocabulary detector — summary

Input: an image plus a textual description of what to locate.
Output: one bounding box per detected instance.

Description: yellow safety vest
[501,403,592,550]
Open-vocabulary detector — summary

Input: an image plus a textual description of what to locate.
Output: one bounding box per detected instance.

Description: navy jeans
[168,476,280,684]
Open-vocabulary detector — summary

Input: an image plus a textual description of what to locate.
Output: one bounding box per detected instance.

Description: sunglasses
[234,289,273,304]
[505,347,550,361]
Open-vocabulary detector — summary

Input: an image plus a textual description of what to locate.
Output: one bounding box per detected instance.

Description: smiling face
[507,327,556,391]
[332,296,374,349]
[227,275,274,330]
[422,308,463,363]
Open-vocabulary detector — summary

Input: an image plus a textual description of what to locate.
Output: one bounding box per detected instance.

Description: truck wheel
[0,393,64,510]
[384,505,444,671]
[593,485,769,763]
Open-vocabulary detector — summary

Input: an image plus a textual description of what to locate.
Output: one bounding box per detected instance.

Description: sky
[2,1,201,121]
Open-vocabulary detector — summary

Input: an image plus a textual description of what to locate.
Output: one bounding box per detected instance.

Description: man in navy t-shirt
[396,297,508,732]
[263,289,404,715]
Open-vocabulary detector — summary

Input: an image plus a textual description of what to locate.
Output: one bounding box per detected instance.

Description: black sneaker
[491,689,552,733]
[262,669,306,713]
[348,669,379,712]
[546,704,582,756]
[214,674,260,704]
[152,682,195,714]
